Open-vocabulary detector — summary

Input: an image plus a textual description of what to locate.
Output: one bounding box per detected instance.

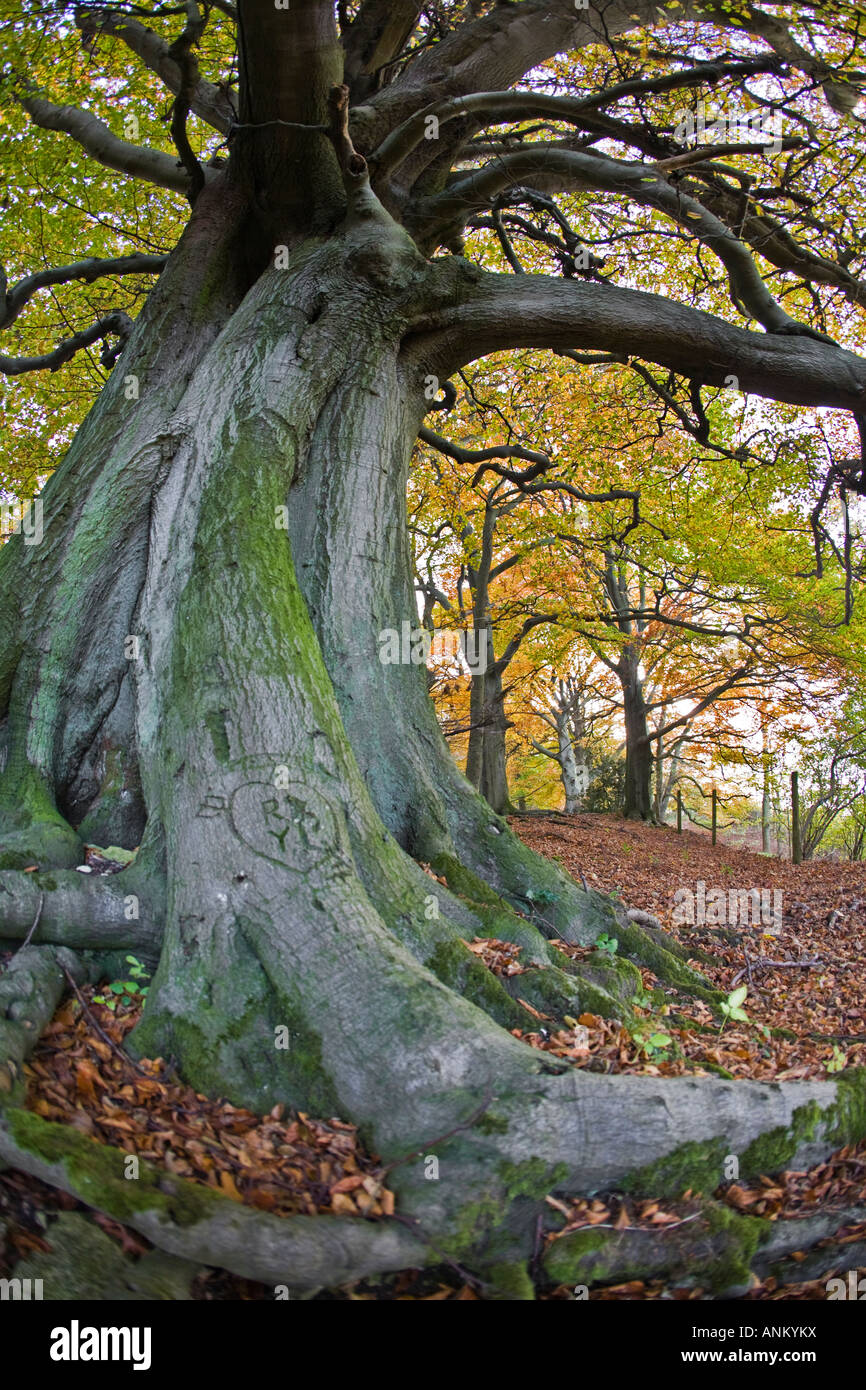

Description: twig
[564,1210,704,1235]
[60,966,150,1078]
[731,956,824,987]
[16,892,44,953]
[380,1086,494,1175]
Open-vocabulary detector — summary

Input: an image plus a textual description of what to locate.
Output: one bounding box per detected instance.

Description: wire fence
[671,773,802,862]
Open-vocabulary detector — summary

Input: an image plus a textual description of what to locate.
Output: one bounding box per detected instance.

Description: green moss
[699,1201,768,1294]
[430,853,505,908]
[512,963,623,1023]
[499,1157,567,1202]
[436,1192,503,1260]
[701,1061,735,1080]
[542,1201,768,1294]
[739,1101,822,1175]
[474,1112,509,1136]
[6,1108,227,1228]
[622,1137,730,1197]
[826,1067,866,1147]
[543,1228,609,1284]
[469,904,552,962]
[436,1157,567,1263]
[426,939,529,1030]
[204,709,231,766]
[0,762,82,868]
[616,921,719,1003]
[484,1260,535,1301]
[580,952,643,1003]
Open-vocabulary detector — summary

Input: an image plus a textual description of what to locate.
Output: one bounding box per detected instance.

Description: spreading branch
[76,6,235,133]
[419,274,866,418]
[0,310,133,376]
[166,1,208,203]
[0,253,168,333]
[22,93,206,194]
[415,146,830,340]
[371,61,788,183]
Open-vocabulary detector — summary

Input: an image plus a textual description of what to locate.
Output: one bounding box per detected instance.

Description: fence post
[711,787,717,845]
[676,788,682,833]
[791,771,802,864]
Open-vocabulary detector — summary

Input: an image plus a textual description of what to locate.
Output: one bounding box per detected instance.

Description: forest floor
[512,812,866,1082]
[1,815,864,1300]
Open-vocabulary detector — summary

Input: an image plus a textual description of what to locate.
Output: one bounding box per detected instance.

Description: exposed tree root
[0,1109,427,1291]
[0,867,162,955]
[543,1194,866,1297]
[2,948,866,1296]
[0,945,92,1098]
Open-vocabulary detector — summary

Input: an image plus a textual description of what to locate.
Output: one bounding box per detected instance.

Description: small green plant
[643,1031,673,1058]
[631,1023,673,1059]
[718,984,750,1035]
[826,1043,848,1074]
[93,956,151,1013]
[593,931,618,956]
[632,984,653,1010]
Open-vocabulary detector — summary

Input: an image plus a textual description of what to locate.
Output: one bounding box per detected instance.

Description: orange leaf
[218,1170,243,1201]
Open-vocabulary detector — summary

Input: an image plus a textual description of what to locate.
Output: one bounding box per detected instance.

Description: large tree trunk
[477,662,513,817]
[465,637,512,815]
[3,2,865,1294]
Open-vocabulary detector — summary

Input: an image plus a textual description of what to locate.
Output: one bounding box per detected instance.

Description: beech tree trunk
[557,709,584,814]
[3,0,866,1295]
[621,650,653,821]
[465,650,512,817]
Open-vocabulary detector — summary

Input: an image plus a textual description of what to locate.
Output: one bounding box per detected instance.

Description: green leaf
[728,985,748,1008]
[87,844,139,865]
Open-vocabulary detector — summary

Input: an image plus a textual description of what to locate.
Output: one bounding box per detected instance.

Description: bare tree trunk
[622,652,653,820]
[558,708,583,813]
[762,749,773,854]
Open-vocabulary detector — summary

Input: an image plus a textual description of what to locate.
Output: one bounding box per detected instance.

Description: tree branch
[22,93,204,194]
[0,253,168,333]
[418,273,866,417]
[342,0,421,100]
[0,310,133,376]
[76,6,235,133]
[167,1,208,203]
[415,146,828,339]
[372,61,787,184]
